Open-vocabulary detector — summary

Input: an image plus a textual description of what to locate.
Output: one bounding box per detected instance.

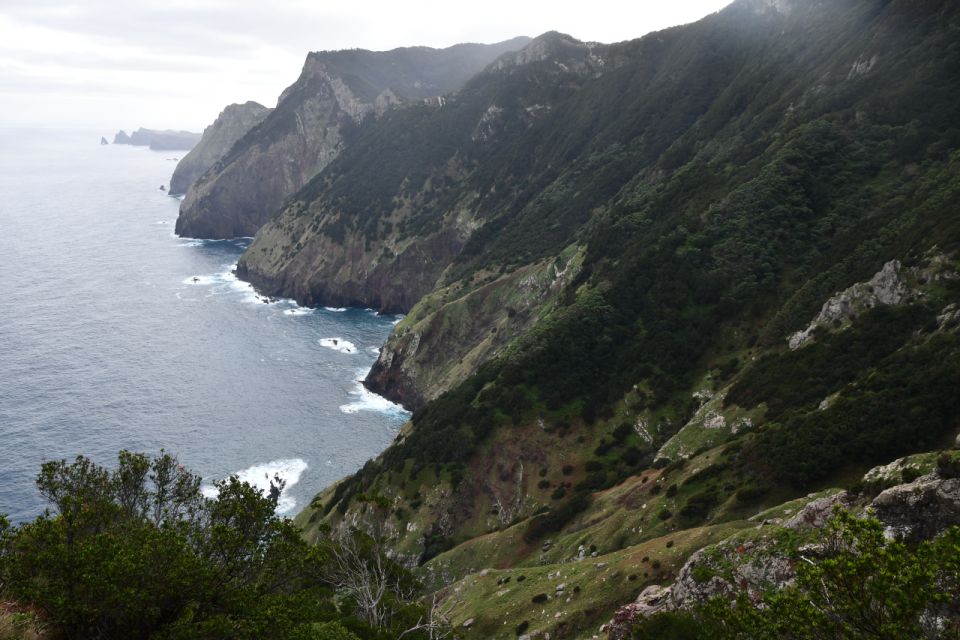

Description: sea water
[0,127,408,521]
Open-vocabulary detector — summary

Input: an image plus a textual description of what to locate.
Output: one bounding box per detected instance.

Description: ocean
[0,127,408,521]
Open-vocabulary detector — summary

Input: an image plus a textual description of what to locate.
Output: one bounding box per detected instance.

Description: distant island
[112,128,201,151]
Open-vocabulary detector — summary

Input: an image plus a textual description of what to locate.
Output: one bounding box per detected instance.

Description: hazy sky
[1,0,732,133]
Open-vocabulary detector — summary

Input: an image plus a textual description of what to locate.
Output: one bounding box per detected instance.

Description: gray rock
[783,492,851,530]
[871,475,960,542]
[788,260,912,349]
[169,102,271,196]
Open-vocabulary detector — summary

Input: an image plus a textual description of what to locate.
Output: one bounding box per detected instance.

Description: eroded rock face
[783,491,852,530]
[788,254,960,349]
[788,260,913,349]
[169,102,270,196]
[871,474,960,542]
[174,61,382,239]
[605,585,673,640]
[364,254,582,408]
[175,38,531,239]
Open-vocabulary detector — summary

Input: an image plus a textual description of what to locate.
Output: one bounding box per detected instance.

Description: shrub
[937,452,960,479]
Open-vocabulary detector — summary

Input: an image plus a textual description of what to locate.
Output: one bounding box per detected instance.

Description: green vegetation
[0,453,445,640]
[626,512,960,639]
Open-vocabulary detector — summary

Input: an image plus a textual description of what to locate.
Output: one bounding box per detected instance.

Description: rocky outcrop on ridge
[169,102,271,196]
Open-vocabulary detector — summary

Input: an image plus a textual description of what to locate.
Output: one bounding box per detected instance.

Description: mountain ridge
[174,37,531,239]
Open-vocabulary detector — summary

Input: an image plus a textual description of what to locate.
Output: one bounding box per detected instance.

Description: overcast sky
[1,0,732,133]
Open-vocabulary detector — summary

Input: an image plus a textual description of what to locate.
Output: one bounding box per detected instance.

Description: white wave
[283,307,314,316]
[183,275,215,285]
[339,380,409,416]
[391,315,405,325]
[217,265,278,305]
[324,306,347,312]
[369,346,381,355]
[319,337,357,354]
[177,239,205,247]
[201,458,308,515]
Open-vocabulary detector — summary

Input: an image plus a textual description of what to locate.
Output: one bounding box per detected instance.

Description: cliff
[174,37,531,239]
[112,128,201,150]
[168,101,271,196]
[274,0,960,635]
[198,0,960,636]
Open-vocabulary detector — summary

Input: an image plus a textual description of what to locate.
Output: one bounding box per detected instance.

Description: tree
[701,511,960,639]
[0,451,438,640]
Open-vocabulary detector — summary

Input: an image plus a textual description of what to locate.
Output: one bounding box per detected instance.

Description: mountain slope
[169,101,271,196]
[233,0,960,635]
[174,37,530,239]
[239,0,960,409]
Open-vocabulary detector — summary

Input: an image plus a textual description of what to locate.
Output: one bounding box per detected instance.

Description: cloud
[0,0,732,131]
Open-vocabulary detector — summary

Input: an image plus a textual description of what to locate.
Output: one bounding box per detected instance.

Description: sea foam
[201,458,308,515]
[339,369,409,416]
[319,338,357,354]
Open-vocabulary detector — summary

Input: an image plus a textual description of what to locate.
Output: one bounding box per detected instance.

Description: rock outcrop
[168,102,271,196]
[175,37,530,239]
[606,456,960,637]
[788,254,958,349]
[871,471,960,542]
[788,260,914,349]
[113,128,201,151]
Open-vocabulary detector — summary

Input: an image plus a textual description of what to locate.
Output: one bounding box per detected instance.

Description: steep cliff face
[168,102,270,196]
[174,37,530,239]
[238,31,622,400]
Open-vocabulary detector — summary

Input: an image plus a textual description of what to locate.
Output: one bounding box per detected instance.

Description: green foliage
[625,512,960,639]
[0,452,437,640]
[629,610,711,639]
[938,451,960,479]
[740,330,960,486]
[522,491,592,543]
[696,512,960,639]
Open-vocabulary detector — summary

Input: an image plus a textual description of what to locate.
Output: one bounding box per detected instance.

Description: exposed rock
[176,38,530,239]
[100,136,108,145]
[783,491,851,530]
[847,54,880,79]
[871,474,960,542]
[788,255,958,349]
[169,101,271,196]
[938,303,960,332]
[788,260,913,349]
[361,253,582,407]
